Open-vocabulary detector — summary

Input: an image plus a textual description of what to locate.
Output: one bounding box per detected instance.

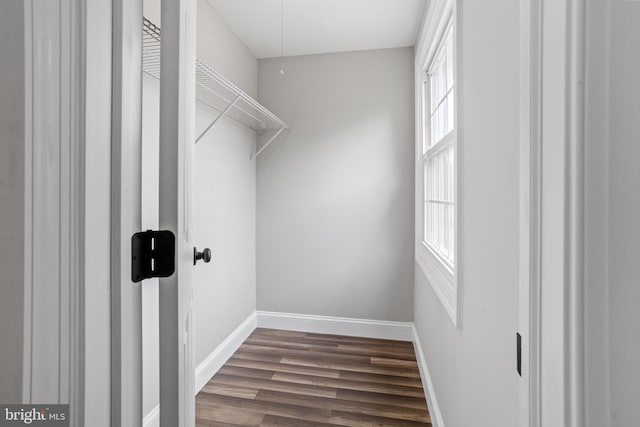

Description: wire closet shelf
[142,17,289,155]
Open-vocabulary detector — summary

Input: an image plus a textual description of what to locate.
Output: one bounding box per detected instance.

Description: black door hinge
[516,332,522,377]
[131,230,175,282]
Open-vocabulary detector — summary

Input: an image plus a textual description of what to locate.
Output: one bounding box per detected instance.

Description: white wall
[585,1,640,426]
[0,0,25,404]
[256,48,415,322]
[413,0,520,426]
[141,0,258,418]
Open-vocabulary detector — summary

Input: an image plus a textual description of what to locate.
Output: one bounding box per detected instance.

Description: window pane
[423,80,429,154]
[446,33,454,91]
[428,24,454,148]
[447,90,455,134]
[425,143,455,266]
[430,71,438,114]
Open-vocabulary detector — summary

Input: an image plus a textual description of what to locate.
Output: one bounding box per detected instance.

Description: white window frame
[415,0,462,326]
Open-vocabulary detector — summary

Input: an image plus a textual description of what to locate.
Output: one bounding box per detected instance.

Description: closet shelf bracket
[195,95,241,143]
[252,126,288,159]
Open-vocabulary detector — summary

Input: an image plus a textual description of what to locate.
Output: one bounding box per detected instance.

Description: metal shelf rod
[195,95,241,143]
[254,126,287,158]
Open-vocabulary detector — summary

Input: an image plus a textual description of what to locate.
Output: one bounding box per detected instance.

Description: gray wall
[585,1,640,426]
[256,48,415,322]
[142,0,258,417]
[0,0,24,404]
[413,0,520,426]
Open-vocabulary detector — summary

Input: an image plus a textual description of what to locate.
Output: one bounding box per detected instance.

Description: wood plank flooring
[196,328,431,426]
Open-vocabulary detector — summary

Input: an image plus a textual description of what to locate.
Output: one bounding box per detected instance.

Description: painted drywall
[256,48,415,322]
[141,0,258,418]
[585,2,640,426]
[83,0,112,424]
[413,1,520,426]
[0,0,24,404]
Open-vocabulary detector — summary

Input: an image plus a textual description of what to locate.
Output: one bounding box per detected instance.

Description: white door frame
[158,0,197,425]
[111,0,143,425]
[23,0,85,423]
[519,1,542,425]
[519,0,586,426]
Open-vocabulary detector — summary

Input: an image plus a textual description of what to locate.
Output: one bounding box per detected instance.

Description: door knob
[193,247,212,265]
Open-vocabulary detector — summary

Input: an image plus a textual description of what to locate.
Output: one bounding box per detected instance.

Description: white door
[157,0,197,426]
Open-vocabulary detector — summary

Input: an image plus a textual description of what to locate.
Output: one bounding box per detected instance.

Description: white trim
[68,0,85,421]
[566,0,586,425]
[412,326,445,427]
[157,0,198,425]
[536,0,586,425]
[145,312,258,425]
[415,0,463,328]
[415,0,453,65]
[111,0,143,424]
[415,245,457,323]
[22,1,85,420]
[519,0,542,425]
[143,405,160,427]
[22,0,33,404]
[83,0,112,424]
[195,312,257,393]
[256,311,414,341]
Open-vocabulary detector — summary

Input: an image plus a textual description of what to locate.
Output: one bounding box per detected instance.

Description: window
[423,22,455,269]
[415,5,460,326]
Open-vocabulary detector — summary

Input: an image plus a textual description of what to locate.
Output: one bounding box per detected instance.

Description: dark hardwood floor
[196,328,431,426]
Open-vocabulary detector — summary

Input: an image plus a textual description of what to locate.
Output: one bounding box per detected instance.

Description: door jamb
[520,0,586,426]
[519,1,542,426]
[566,0,586,425]
[158,0,198,425]
[111,0,143,425]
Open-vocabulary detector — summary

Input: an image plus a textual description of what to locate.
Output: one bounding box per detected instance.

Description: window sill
[416,241,458,326]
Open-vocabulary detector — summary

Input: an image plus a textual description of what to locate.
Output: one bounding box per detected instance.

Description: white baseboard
[194,312,257,393]
[256,310,414,341]
[142,404,159,427]
[412,325,445,427]
[143,312,257,424]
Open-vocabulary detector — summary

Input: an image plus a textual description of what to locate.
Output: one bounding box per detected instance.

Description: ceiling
[208,0,428,59]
